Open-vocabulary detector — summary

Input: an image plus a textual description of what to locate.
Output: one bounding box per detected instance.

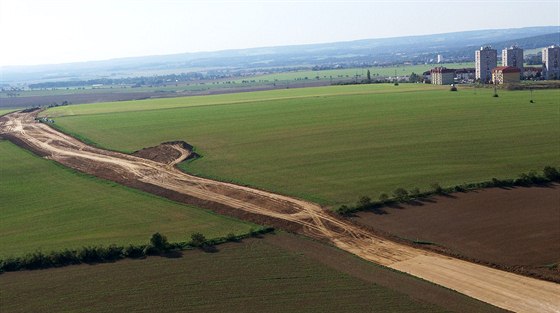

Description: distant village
[427,45,560,85]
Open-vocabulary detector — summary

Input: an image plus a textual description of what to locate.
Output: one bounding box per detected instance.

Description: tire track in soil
[1,111,558,313]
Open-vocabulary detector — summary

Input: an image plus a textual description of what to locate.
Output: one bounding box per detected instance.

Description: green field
[4,63,471,100]
[239,62,474,83]
[0,140,253,258]
[0,233,503,313]
[45,84,560,205]
[0,109,16,116]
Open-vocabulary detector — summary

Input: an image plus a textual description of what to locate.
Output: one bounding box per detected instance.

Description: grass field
[0,140,253,258]
[0,109,16,116]
[3,63,470,100]
[239,62,474,83]
[0,233,504,313]
[45,84,560,205]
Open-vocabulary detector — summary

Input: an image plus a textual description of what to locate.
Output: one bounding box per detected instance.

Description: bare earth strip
[1,111,559,313]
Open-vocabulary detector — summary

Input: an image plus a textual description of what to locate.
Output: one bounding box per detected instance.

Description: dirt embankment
[132,141,199,166]
[1,110,559,313]
[352,185,560,282]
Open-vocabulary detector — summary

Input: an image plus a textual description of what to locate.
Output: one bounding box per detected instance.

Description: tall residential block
[475,46,497,83]
[430,67,455,85]
[542,45,560,80]
[502,45,523,73]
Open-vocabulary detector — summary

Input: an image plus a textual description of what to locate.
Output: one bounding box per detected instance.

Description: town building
[430,67,455,85]
[475,46,497,83]
[492,66,521,84]
[454,68,476,82]
[437,54,444,63]
[523,66,543,79]
[542,45,560,80]
[502,45,523,74]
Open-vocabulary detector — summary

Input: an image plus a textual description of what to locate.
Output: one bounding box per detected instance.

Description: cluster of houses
[427,45,560,85]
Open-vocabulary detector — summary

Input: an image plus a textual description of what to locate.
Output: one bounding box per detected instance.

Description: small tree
[150,233,169,252]
[393,188,409,201]
[357,196,371,208]
[430,183,444,194]
[366,70,372,82]
[543,166,560,181]
[378,193,389,203]
[190,232,207,247]
[337,205,353,216]
[226,233,238,242]
[410,187,421,198]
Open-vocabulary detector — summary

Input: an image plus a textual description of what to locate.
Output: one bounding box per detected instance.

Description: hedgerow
[336,166,560,215]
[0,227,274,273]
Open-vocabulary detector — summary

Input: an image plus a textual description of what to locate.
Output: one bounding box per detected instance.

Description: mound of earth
[352,184,560,282]
[132,141,199,165]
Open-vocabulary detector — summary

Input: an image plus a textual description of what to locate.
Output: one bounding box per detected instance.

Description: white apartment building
[475,46,497,83]
[502,45,523,73]
[542,45,560,80]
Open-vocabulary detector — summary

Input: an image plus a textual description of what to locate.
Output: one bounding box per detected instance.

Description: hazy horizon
[1,0,559,67]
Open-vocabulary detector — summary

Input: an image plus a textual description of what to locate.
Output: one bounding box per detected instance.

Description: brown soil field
[0,233,506,313]
[1,111,559,313]
[353,186,560,281]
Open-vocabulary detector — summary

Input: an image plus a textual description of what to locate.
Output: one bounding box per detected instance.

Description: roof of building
[431,67,455,74]
[492,66,521,73]
[454,68,476,74]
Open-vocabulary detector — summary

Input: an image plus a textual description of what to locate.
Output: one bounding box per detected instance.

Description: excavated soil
[132,141,199,165]
[1,110,559,313]
[353,186,560,282]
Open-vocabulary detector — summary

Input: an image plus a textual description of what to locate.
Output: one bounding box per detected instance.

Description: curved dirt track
[1,111,559,313]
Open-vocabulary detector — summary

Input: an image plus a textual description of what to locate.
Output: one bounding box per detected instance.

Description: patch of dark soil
[352,185,560,283]
[132,141,199,164]
[267,233,508,313]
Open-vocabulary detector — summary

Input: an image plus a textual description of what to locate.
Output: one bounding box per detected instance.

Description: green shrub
[1,257,22,272]
[78,246,103,263]
[357,196,372,208]
[104,245,124,261]
[190,232,207,247]
[378,193,389,203]
[226,233,238,242]
[49,249,79,266]
[150,232,169,252]
[336,205,353,216]
[409,187,421,198]
[543,166,560,181]
[392,188,409,201]
[22,251,52,270]
[430,183,444,194]
[123,245,145,258]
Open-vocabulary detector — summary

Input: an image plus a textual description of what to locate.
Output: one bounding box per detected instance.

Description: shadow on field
[162,250,184,258]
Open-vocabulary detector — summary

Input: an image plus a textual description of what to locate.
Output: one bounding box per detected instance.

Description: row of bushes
[336,166,560,215]
[0,227,274,273]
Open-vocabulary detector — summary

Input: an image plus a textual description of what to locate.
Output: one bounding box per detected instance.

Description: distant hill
[2,26,559,84]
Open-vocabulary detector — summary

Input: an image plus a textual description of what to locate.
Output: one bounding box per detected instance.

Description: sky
[1,0,559,66]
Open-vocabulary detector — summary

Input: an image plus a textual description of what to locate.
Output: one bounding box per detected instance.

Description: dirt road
[1,111,559,313]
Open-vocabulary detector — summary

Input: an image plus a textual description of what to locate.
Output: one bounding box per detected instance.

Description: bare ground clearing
[1,111,559,313]
[353,186,560,282]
